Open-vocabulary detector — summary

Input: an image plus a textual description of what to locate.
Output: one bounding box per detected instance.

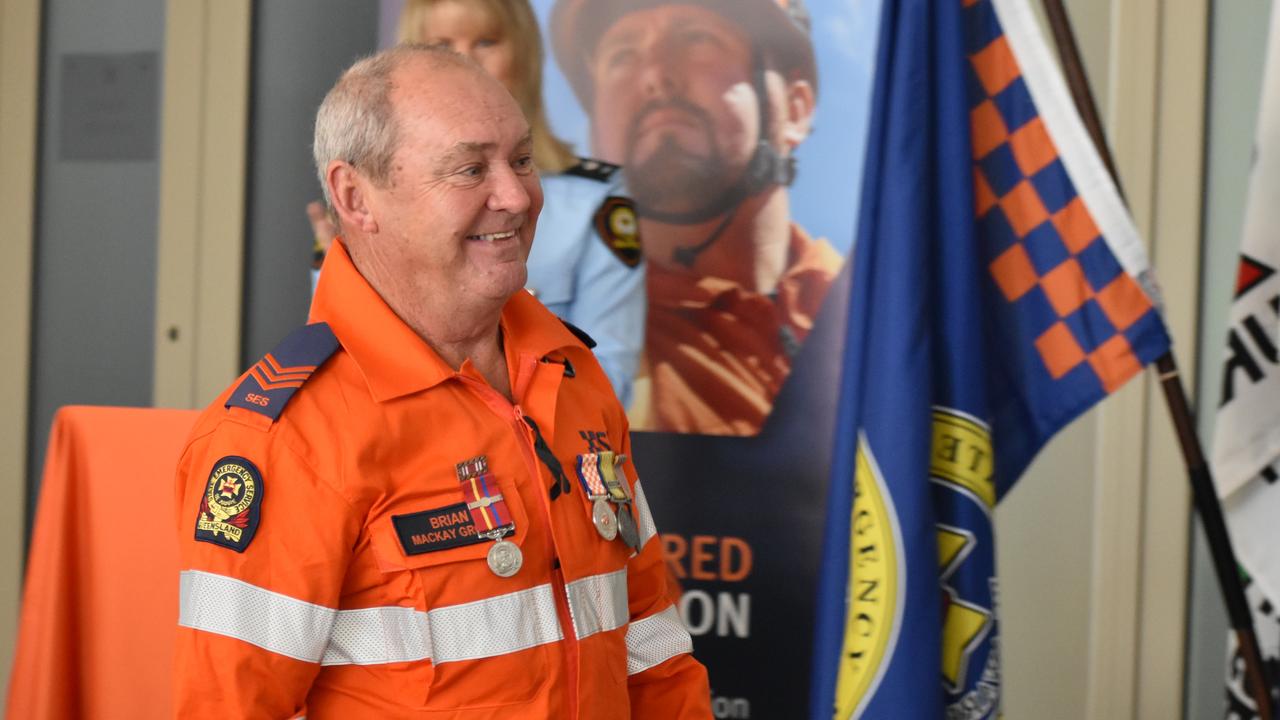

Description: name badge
[392,503,496,555]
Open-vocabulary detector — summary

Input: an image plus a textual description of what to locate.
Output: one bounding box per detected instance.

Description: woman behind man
[311,0,645,405]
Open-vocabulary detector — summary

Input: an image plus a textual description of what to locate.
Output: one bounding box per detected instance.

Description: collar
[310,239,583,402]
[647,222,839,305]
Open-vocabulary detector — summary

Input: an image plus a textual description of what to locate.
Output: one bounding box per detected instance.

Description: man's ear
[327,161,379,234]
[780,78,816,149]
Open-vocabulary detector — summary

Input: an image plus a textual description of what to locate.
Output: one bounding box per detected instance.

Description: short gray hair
[312,44,474,209]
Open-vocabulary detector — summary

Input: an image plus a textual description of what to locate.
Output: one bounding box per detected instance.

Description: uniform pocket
[366,479,557,710]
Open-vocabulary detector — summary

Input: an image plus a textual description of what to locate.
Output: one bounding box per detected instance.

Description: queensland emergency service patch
[594,196,642,268]
[195,456,263,552]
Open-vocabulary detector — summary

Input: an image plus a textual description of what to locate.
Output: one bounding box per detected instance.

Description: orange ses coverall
[174,240,711,718]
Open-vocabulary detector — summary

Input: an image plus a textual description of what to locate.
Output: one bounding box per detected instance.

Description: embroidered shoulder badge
[226,322,339,422]
[594,196,641,268]
[195,456,263,552]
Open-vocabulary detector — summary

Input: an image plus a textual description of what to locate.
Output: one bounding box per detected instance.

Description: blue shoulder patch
[564,157,620,183]
[225,322,339,421]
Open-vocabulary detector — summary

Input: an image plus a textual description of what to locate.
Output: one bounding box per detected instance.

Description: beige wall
[0,0,250,699]
[0,0,42,698]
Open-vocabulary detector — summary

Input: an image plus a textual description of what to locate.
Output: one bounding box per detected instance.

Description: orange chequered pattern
[970,37,1020,98]
[1033,322,1086,380]
[989,244,1038,302]
[1039,259,1090,317]
[1051,197,1101,255]
[1007,118,1056,177]
[969,19,1154,392]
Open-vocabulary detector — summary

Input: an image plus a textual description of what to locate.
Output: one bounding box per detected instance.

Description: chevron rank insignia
[225,322,339,421]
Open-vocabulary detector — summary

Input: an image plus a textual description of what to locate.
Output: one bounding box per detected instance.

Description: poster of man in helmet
[375,0,881,713]
[546,0,877,438]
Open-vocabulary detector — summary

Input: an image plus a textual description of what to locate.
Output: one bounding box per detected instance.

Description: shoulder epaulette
[225,322,339,421]
[563,157,620,183]
[559,318,597,349]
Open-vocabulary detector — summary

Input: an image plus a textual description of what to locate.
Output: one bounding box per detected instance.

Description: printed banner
[531,1,880,715]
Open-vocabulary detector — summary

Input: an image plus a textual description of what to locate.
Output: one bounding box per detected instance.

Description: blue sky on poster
[381,0,882,254]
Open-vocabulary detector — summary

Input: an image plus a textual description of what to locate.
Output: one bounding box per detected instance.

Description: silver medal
[592,498,619,541]
[487,538,523,577]
[616,502,641,550]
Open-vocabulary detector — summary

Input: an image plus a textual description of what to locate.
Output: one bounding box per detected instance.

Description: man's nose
[487,166,532,214]
[639,43,681,98]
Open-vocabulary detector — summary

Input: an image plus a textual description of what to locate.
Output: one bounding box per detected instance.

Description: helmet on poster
[549,0,818,110]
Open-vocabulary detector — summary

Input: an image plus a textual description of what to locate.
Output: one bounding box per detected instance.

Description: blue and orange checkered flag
[809,0,1170,717]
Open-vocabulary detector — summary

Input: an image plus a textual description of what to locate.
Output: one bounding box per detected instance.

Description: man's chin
[630,172,729,218]
[631,133,711,164]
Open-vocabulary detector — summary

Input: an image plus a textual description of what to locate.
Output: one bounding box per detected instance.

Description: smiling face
[588,4,759,217]
[355,58,543,316]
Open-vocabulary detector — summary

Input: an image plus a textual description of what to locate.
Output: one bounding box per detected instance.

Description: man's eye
[459,165,484,179]
[513,156,535,174]
[602,47,638,72]
[678,29,722,50]
[476,37,499,49]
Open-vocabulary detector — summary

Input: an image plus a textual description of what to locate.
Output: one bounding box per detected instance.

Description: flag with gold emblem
[809,0,1171,716]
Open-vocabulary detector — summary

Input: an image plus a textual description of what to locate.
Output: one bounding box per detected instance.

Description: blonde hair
[398,0,578,174]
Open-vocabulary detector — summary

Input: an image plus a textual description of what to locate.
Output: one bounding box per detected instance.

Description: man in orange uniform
[173,45,711,718]
[551,0,843,436]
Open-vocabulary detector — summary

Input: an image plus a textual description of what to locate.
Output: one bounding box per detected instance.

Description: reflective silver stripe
[427,584,563,663]
[566,568,629,640]
[326,584,564,665]
[625,605,693,675]
[633,480,658,547]
[179,569,336,663]
[183,570,564,667]
[321,605,431,666]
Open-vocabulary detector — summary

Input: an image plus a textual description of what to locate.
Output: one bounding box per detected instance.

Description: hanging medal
[598,451,642,551]
[456,455,522,577]
[575,452,619,541]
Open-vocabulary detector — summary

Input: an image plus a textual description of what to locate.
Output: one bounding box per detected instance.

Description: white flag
[1215,4,1280,717]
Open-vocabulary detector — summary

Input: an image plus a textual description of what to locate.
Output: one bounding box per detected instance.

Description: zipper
[455,374,581,718]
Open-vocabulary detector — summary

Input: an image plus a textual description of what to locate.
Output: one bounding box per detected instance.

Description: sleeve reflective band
[179,569,337,663]
[625,605,694,675]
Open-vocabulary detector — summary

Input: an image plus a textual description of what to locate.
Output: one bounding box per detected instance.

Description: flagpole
[1039,1,1276,717]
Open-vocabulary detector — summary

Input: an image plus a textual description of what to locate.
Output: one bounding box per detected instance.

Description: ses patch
[195,456,263,552]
